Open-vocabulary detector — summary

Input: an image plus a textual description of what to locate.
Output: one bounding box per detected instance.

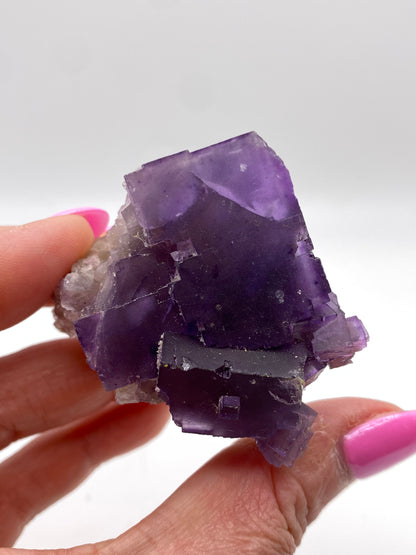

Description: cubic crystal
[54,132,368,467]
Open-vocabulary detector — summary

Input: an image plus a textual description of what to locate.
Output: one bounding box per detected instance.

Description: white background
[0,1,415,553]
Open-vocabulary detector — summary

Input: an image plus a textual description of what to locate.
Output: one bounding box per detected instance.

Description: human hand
[0,211,169,549]
[1,212,415,554]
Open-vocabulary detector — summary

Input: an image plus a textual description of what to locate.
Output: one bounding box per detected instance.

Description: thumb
[104,397,408,554]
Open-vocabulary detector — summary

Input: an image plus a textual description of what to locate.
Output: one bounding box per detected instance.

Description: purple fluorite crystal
[55,132,368,467]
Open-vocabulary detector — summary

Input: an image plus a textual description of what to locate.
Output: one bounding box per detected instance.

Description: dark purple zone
[74,132,367,467]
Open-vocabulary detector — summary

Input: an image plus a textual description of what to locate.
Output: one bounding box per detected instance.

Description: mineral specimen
[54,132,368,467]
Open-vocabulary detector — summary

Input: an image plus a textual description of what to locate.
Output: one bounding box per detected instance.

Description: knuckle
[269,468,309,549]
[213,467,302,554]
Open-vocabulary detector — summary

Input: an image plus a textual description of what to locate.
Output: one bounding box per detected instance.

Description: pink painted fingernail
[52,207,109,238]
[343,411,416,478]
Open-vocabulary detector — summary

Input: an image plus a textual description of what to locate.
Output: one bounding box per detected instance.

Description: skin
[0,216,399,554]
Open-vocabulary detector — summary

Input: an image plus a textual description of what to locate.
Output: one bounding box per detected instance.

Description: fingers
[0,401,169,547]
[0,215,98,331]
[0,339,113,450]
[0,397,403,553]
[102,397,399,554]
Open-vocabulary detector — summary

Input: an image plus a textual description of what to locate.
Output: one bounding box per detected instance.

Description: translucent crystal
[55,132,368,467]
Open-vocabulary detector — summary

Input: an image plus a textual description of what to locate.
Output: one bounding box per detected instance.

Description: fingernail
[343,411,416,478]
[52,207,109,238]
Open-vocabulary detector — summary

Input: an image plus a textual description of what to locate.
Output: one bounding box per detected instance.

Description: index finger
[0,213,106,331]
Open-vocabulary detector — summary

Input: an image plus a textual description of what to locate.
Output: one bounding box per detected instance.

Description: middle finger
[0,338,113,450]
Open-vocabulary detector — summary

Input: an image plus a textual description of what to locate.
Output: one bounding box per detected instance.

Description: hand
[0,213,413,554]
[0,213,169,549]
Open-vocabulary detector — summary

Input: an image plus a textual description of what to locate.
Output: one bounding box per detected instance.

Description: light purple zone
[74,132,368,467]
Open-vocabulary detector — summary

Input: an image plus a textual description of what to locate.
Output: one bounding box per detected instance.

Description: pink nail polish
[52,207,110,238]
[343,411,416,478]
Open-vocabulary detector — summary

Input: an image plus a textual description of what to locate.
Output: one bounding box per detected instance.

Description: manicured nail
[343,411,416,478]
[52,207,109,238]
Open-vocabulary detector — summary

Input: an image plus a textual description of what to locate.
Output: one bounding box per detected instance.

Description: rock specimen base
[54,132,368,467]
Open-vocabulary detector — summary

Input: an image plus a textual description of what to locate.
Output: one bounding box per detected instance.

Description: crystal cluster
[54,132,368,467]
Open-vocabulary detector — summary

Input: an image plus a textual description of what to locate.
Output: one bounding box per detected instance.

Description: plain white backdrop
[0,1,415,552]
